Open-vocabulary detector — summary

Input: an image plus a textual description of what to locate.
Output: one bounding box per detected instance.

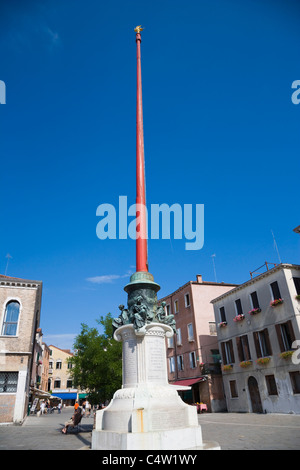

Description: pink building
[159,274,237,412]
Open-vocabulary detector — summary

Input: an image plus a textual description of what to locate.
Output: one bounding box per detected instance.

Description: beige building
[48,345,82,404]
[159,274,237,412]
[212,263,300,414]
[0,274,42,423]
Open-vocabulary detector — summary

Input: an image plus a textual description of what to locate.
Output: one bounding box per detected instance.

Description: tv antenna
[4,253,12,276]
[271,230,282,264]
[211,254,217,283]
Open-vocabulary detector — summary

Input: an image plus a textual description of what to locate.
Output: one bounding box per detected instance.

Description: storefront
[171,377,207,406]
[51,391,77,406]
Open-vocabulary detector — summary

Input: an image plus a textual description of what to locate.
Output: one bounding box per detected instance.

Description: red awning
[171,377,205,387]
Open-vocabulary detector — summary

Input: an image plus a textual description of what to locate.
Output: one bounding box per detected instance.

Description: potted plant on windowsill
[222,364,233,371]
[233,314,245,322]
[248,308,261,315]
[240,360,252,368]
[270,298,283,307]
[218,321,227,328]
[279,350,294,360]
[296,295,300,301]
[256,357,271,365]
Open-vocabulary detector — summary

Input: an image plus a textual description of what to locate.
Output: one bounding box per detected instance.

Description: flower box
[256,357,271,365]
[248,308,261,315]
[270,298,283,307]
[279,351,294,360]
[240,360,252,368]
[296,295,300,301]
[218,321,227,328]
[233,314,245,322]
[222,364,233,371]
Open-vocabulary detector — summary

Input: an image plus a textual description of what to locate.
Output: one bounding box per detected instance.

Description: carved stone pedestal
[92,322,219,450]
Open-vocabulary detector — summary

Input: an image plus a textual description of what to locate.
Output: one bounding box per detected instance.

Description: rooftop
[210,263,300,304]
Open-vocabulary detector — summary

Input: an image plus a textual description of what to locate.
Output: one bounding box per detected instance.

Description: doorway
[248,376,263,413]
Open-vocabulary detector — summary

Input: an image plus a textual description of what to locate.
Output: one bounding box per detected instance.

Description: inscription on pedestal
[145,333,167,383]
[150,409,187,431]
[123,336,138,386]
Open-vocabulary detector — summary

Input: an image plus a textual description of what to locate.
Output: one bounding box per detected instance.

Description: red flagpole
[135,27,148,272]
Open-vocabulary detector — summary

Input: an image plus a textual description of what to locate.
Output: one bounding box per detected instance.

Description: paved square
[0,408,299,450]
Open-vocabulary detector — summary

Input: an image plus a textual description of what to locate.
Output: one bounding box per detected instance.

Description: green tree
[70,313,122,404]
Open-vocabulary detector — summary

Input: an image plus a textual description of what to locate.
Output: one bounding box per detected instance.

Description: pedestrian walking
[40,401,46,415]
[85,400,91,417]
[57,402,62,414]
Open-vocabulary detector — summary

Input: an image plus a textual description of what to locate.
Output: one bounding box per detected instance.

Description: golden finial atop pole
[134,25,144,34]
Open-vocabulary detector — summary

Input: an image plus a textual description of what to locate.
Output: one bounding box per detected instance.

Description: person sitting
[61,406,82,434]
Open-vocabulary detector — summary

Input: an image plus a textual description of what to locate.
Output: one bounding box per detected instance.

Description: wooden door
[248,376,263,413]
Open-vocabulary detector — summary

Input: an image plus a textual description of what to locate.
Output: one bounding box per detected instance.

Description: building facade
[48,345,87,404]
[212,263,300,414]
[159,274,237,412]
[0,274,42,423]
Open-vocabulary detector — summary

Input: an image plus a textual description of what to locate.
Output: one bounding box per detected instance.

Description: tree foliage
[70,313,122,404]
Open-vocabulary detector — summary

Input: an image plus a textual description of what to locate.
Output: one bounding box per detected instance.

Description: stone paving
[0,407,93,450]
[0,408,299,450]
[198,412,300,450]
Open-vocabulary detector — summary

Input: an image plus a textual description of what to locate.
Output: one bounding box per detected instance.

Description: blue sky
[0,0,299,349]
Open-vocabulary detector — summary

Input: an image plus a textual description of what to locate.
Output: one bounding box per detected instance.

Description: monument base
[92,425,220,451]
[91,323,220,450]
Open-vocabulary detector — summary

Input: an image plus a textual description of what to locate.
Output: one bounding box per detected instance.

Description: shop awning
[51,392,77,400]
[171,377,205,387]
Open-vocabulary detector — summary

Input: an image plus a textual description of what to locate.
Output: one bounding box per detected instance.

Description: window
[253,329,272,358]
[169,357,175,373]
[293,277,300,295]
[229,380,238,398]
[209,322,217,336]
[290,371,300,394]
[176,328,182,345]
[221,340,235,365]
[166,304,171,315]
[270,281,281,300]
[275,321,296,352]
[211,349,221,364]
[250,291,260,309]
[187,323,194,341]
[219,306,226,323]
[56,361,62,370]
[189,352,196,369]
[174,300,179,314]
[235,299,243,316]
[236,335,251,362]
[66,380,73,388]
[1,301,20,336]
[49,361,53,369]
[266,375,278,396]
[0,372,18,393]
[185,293,190,307]
[177,355,184,371]
[67,361,73,369]
[54,379,61,388]
[167,336,174,348]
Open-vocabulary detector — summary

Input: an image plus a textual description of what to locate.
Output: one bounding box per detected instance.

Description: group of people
[39,400,62,414]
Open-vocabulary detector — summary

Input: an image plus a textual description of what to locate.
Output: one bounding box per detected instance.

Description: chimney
[196,275,203,283]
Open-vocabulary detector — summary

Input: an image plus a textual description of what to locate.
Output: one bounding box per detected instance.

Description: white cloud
[43,26,60,48]
[43,333,77,351]
[86,270,133,285]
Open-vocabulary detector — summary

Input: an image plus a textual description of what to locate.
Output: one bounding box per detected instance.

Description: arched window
[1,301,20,336]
